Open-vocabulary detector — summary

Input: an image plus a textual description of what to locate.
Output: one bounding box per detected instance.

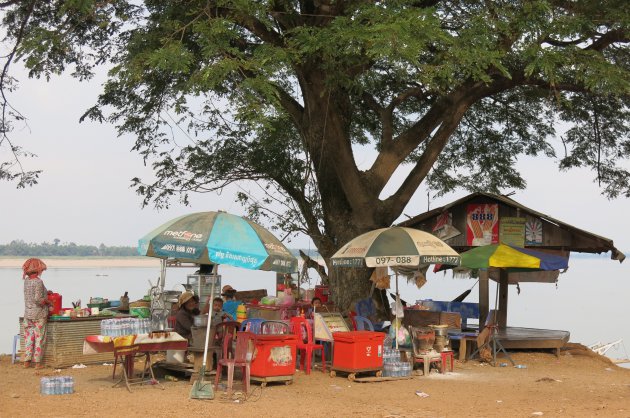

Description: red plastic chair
[212,321,240,361]
[214,331,253,395]
[290,316,326,374]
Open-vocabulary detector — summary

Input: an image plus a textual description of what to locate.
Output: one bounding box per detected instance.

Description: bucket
[166,350,186,363]
[193,314,208,327]
[47,292,62,316]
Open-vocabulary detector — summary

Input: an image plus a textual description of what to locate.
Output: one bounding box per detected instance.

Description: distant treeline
[0,240,137,257]
[0,240,321,259]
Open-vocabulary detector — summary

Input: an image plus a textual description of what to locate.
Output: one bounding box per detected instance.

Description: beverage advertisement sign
[466,204,499,246]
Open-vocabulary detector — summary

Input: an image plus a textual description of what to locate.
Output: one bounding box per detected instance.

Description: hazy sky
[1,64,629,254]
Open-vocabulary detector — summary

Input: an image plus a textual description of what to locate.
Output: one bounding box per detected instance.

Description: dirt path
[2,345,629,418]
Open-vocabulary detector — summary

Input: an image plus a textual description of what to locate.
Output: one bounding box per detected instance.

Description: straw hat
[178,291,195,307]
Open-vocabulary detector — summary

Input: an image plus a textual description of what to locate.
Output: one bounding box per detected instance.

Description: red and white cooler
[331,331,384,379]
[249,334,298,386]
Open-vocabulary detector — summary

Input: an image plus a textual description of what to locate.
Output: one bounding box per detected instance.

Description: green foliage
[2,0,629,255]
[0,240,137,257]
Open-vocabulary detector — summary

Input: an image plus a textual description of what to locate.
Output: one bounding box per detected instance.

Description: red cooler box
[332,331,384,372]
[250,334,298,380]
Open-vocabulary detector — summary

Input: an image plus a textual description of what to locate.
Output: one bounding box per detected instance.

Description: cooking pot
[163,290,182,303]
[429,324,448,336]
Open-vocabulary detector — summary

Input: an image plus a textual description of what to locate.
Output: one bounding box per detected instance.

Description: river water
[1,257,628,364]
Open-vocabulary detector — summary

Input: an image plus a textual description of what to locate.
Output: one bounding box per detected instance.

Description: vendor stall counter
[18,316,132,368]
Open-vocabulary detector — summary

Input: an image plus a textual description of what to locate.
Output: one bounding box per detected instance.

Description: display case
[187,273,221,313]
[313,312,350,342]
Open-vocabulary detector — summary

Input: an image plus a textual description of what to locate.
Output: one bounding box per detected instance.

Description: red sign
[466,204,499,246]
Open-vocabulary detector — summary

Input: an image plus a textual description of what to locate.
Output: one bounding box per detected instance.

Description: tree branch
[205,4,284,47]
[299,249,329,286]
[586,29,628,51]
[273,84,305,129]
[366,96,446,192]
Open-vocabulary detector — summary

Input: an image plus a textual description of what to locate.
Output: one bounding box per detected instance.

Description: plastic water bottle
[40,377,48,395]
[66,377,74,394]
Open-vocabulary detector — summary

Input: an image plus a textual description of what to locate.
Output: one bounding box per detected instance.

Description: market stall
[19,315,120,368]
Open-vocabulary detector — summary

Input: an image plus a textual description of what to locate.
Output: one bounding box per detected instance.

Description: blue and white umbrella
[138,211,297,273]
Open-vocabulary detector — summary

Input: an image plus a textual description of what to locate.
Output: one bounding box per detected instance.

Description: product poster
[525,216,543,245]
[466,204,499,246]
[432,211,461,241]
[499,217,526,247]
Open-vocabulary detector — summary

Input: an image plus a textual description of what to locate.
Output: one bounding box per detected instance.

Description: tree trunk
[326,264,373,312]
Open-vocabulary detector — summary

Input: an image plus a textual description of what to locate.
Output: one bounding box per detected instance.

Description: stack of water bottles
[100,318,151,337]
[382,347,413,377]
[40,376,74,395]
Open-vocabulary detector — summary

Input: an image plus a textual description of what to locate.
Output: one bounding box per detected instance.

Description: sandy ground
[0,257,161,268]
[1,344,629,418]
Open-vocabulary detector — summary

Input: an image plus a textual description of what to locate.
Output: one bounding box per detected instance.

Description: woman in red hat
[21,258,51,369]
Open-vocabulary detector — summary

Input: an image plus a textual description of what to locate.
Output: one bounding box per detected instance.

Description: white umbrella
[331,227,460,348]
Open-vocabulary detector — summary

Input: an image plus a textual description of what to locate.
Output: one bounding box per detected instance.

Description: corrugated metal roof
[398,192,625,262]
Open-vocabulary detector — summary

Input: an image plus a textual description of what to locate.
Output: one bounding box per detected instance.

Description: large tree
[2,1,628,309]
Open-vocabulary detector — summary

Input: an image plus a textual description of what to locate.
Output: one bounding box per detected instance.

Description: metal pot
[193,314,208,327]
[429,324,448,336]
[163,290,182,303]
[411,326,435,354]
[429,324,450,351]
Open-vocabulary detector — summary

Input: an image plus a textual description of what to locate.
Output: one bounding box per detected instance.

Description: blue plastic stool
[11,334,20,364]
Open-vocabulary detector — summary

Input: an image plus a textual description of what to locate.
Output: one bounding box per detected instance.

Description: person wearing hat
[21,258,52,369]
[175,291,200,342]
[221,285,242,322]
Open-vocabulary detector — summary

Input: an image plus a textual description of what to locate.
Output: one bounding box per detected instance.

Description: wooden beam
[479,269,489,331]
[498,270,509,328]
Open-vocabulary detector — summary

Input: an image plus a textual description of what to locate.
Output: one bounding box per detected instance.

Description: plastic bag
[388,318,411,347]
[391,296,404,318]
[278,289,295,306]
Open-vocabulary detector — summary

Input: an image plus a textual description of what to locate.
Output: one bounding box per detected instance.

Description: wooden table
[84,333,187,377]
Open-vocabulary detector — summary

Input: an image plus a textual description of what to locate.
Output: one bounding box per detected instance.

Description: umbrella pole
[190,273,215,400]
[395,271,399,350]
[159,259,166,291]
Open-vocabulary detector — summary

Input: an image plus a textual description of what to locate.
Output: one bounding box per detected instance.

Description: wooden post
[478,269,489,331]
[498,270,509,329]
